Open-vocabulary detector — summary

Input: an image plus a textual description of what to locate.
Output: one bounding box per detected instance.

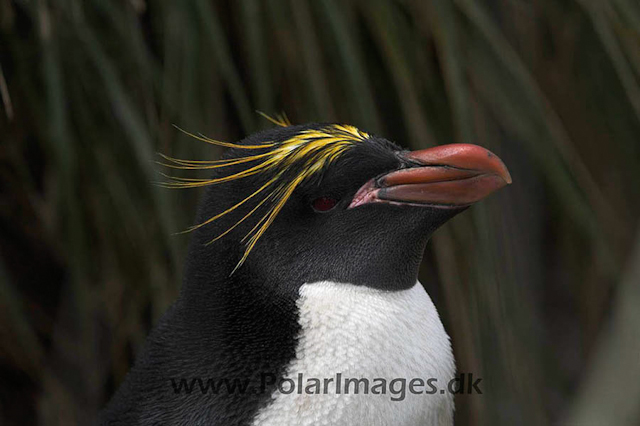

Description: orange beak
[349,144,512,208]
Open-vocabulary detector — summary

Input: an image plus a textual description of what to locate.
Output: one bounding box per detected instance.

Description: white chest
[252,281,455,426]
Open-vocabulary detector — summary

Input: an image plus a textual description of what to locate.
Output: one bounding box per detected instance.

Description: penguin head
[174,123,511,291]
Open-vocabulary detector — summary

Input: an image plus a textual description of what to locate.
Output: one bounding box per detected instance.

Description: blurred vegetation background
[1,0,639,425]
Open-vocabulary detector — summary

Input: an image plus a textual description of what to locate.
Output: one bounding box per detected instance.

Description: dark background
[1,0,639,425]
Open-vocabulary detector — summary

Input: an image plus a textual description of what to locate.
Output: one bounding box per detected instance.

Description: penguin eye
[311,196,338,212]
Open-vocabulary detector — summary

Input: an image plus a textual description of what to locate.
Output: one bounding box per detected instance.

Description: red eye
[312,197,338,212]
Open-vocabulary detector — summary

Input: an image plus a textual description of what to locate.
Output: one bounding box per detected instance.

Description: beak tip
[501,168,513,185]
[484,146,512,185]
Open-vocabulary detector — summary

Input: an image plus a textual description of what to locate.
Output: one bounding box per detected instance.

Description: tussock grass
[0,0,638,424]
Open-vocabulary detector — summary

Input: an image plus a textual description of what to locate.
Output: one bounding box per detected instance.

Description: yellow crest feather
[160,123,370,273]
[257,111,292,127]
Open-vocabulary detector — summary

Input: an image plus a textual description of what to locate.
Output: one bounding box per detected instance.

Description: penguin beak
[349,144,512,209]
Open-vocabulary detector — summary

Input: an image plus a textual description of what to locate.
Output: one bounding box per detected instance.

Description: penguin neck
[177,236,301,363]
[174,208,445,360]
